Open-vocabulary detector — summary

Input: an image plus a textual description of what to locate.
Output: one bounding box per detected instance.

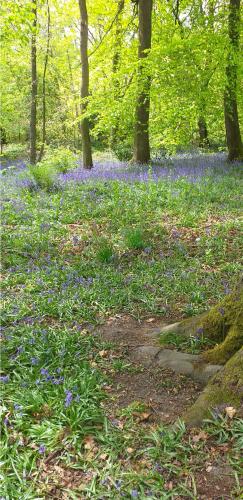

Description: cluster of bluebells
[1,152,240,196]
[57,152,239,186]
[36,367,64,386]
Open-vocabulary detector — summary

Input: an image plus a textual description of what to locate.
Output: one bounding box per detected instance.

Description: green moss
[173,286,243,363]
[203,320,243,364]
[184,347,243,426]
[198,288,243,342]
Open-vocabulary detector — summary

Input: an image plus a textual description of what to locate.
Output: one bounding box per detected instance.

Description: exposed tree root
[183,347,243,426]
[160,280,243,424]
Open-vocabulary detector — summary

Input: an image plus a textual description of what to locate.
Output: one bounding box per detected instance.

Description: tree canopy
[1,0,242,160]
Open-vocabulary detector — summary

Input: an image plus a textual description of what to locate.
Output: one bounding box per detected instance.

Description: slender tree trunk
[198,115,210,148]
[38,0,50,162]
[113,0,125,74]
[30,0,37,165]
[67,48,81,148]
[78,0,93,169]
[111,0,125,149]
[134,0,153,164]
[224,0,243,161]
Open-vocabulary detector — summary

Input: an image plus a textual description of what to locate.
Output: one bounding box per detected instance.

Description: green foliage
[124,227,146,250]
[112,139,133,162]
[41,147,77,173]
[2,0,242,152]
[0,143,26,159]
[29,162,58,191]
[159,331,214,355]
[96,238,114,263]
[1,167,242,498]
[28,148,77,190]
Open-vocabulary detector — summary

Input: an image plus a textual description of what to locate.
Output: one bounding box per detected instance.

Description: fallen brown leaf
[83,435,96,450]
[225,406,236,419]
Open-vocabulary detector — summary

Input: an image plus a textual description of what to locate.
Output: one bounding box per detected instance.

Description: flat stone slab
[129,346,161,367]
[130,346,221,384]
[159,322,181,335]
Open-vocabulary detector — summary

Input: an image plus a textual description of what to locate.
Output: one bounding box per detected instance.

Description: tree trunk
[30,0,37,165]
[198,116,210,148]
[134,0,153,164]
[112,0,125,75]
[159,280,243,425]
[224,0,243,161]
[111,0,125,149]
[67,48,80,148]
[78,0,93,169]
[0,127,7,154]
[38,0,50,162]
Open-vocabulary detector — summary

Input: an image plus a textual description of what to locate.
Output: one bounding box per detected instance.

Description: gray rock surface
[130,346,221,384]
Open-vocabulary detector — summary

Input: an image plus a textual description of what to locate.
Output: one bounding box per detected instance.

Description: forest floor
[1,152,243,498]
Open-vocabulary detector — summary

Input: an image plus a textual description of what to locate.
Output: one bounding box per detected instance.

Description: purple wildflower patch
[64,390,73,407]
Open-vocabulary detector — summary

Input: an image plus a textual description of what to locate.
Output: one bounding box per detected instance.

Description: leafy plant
[159,331,214,354]
[124,227,146,250]
[96,238,113,263]
[29,162,58,191]
[112,139,133,162]
[41,147,77,173]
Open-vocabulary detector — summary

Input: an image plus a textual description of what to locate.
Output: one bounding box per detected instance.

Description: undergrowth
[1,166,242,498]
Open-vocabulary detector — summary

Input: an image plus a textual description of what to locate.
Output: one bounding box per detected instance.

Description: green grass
[159,331,215,354]
[1,168,243,498]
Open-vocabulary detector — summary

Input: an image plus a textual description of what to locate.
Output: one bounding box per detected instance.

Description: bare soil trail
[99,315,202,424]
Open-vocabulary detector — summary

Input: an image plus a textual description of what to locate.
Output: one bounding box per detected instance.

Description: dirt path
[100,315,201,424]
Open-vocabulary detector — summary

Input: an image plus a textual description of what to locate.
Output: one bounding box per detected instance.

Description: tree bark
[30,0,37,165]
[198,116,210,148]
[38,0,50,162]
[184,347,243,426]
[224,0,243,161]
[67,48,80,149]
[111,0,125,149]
[0,127,7,154]
[134,0,153,164]
[78,0,93,169]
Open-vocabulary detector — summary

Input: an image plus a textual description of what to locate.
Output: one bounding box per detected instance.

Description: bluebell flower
[40,368,49,376]
[144,247,152,254]
[14,404,22,410]
[39,444,46,454]
[0,375,9,383]
[65,390,73,407]
[31,357,39,365]
[4,416,10,426]
[131,490,138,497]
[114,480,122,490]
